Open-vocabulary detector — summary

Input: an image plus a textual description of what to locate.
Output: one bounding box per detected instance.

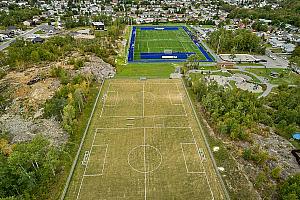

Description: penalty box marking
[84,144,108,177]
[180,143,205,174]
[81,127,213,200]
[104,91,118,107]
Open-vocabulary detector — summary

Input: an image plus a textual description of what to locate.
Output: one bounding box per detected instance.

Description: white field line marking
[189,127,206,163]
[189,127,214,200]
[107,82,181,85]
[144,128,147,200]
[143,83,145,117]
[180,143,206,174]
[102,114,187,118]
[180,143,190,173]
[104,91,118,107]
[76,129,98,200]
[182,78,229,199]
[100,82,112,117]
[85,144,108,176]
[101,144,108,175]
[176,83,188,117]
[96,127,191,131]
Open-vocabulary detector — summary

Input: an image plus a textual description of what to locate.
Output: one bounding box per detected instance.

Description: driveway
[0,23,49,51]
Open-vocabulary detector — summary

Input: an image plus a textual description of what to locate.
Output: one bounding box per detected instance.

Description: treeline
[208,28,265,54]
[0,6,41,27]
[0,34,118,72]
[227,0,300,27]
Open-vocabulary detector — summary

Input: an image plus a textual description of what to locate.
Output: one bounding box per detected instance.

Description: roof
[92,22,104,26]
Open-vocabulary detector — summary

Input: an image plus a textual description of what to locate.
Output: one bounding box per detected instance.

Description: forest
[227,0,300,28]
[208,28,265,54]
[0,6,41,28]
[0,18,126,199]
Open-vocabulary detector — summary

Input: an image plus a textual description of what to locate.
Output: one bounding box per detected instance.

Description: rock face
[0,114,68,146]
[81,56,115,80]
[253,131,300,179]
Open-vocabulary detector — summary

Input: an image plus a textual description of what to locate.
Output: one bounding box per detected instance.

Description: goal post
[164,49,173,54]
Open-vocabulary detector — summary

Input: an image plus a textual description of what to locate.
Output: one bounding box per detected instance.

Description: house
[92,22,105,30]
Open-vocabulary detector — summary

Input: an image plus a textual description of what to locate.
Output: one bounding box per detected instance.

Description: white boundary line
[176,83,188,116]
[102,114,187,118]
[142,83,145,117]
[143,128,147,200]
[96,127,191,131]
[182,78,230,200]
[104,91,118,107]
[180,143,205,174]
[84,144,109,176]
[190,127,214,199]
[99,82,112,117]
[76,124,99,200]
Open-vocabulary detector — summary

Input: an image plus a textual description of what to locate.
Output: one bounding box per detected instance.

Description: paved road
[236,66,276,98]
[0,23,48,51]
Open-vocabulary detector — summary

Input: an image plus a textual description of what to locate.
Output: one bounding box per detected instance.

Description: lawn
[116,63,177,78]
[228,70,261,83]
[246,68,300,85]
[64,79,227,199]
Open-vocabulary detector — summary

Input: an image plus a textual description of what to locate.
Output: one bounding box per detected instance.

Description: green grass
[246,68,300,85]
[133,26,205,61]
[199,25,215,28]
[65,79,226,199]
[116,63,177,78]
[197,65,219,70]
[270,48,282,53]
[236,63,264,66]
[34,30,44,34]
[228,70,261,83]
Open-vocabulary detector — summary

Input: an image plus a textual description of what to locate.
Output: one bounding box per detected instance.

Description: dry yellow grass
[65,79,227,200]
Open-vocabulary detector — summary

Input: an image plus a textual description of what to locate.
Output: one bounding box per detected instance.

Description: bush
[271,166,282,180]
[0,68,6,79]
[74,59,84,70]
[279,174,300,200]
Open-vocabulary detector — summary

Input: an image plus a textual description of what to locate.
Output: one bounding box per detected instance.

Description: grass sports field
[65,79,227,199]
[132,26,206,61]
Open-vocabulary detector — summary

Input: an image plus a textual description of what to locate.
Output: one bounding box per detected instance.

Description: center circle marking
[128,145,162,174]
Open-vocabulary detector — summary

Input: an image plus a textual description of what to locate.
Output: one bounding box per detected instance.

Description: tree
[62,103,76,134]
[279,174,300,200]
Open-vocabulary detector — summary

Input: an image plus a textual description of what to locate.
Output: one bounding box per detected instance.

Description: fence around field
[127,26,215,63]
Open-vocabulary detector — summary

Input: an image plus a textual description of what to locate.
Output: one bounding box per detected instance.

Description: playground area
[205,74,263,93]
[65,79,227,199]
